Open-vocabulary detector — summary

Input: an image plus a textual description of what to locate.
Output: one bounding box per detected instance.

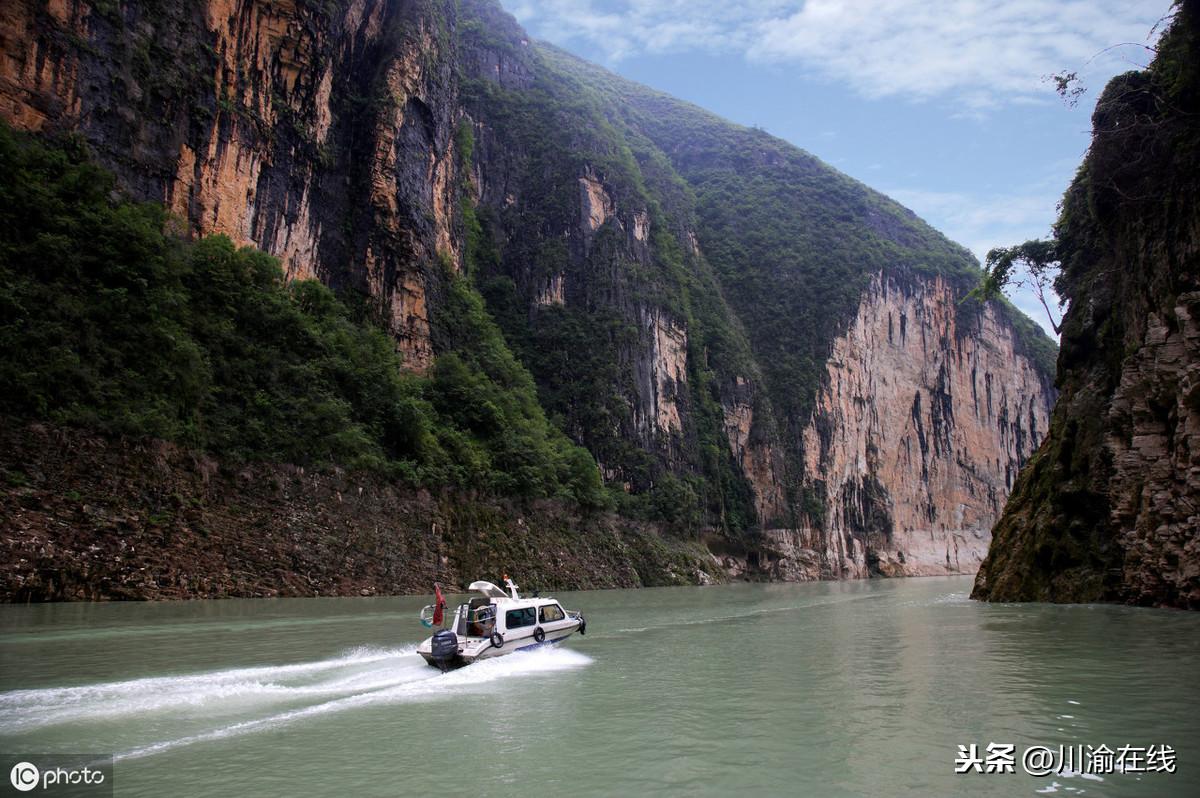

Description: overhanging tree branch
[966,240,1063,335]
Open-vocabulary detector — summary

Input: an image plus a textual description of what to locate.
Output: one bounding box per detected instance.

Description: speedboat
[416,577,586,670]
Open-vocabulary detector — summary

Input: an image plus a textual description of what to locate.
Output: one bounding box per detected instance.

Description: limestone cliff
[0,0,1058,589]
[1,0,459,368]
[973,0,1200,609]
[710,272,1054,581]
[794,273,1052,579]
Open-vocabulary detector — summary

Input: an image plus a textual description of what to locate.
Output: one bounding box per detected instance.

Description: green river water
[1,576,1198,797]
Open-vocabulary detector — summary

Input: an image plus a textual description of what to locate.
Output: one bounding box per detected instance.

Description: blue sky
[498,0,1173,336]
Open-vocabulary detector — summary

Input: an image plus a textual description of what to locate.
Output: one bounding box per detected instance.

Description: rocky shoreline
[0,421,718,601]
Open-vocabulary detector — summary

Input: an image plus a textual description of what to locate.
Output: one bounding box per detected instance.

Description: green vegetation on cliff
[972,0,1200,608]
[536,44,1044,426]
[448,0,1057,538]
[452,4,764,534]
[0,124,603,505]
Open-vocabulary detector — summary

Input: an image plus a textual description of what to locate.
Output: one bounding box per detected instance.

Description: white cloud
[504,0,1169,107]
[884,186,1055,261]
[749,0,1164,106]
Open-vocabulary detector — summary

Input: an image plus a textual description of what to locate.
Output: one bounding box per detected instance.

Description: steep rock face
[792,272,1053,578]
[720,376,788,524]
[973,2,1200,608]
[638,307,688,435]
[1105,303,1200,604]
[1,0,1059,582]
[1,0,459,368]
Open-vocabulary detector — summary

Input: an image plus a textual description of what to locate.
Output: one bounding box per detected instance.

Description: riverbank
[0,420,991,602]
[0,421,717,601]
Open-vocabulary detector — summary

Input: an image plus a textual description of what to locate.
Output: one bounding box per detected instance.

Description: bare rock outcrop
[738,272,1054,581]
[973,2,1200,609]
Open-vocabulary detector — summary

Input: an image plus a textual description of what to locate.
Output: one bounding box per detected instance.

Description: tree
[968,239,1064,335]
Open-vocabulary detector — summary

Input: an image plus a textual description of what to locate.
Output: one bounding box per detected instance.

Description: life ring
[578,616,586,636]
[533,626,546,643]
[490,632,504,649]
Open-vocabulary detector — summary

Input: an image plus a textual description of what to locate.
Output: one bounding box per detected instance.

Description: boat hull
[419,626,579,670]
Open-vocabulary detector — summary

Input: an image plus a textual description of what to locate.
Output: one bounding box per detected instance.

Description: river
[1,576,1197,796]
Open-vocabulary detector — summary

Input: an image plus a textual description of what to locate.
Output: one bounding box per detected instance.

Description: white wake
[0,644,592,760]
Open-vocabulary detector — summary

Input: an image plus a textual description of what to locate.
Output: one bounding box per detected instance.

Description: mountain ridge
[0,0,1057,596]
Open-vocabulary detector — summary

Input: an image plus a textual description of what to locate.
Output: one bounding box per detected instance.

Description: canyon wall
[715,272,1054,581]
[0,0,1060,593]
[974,1,1200,609]
[799,273,1051,578]
[1,0,458,367]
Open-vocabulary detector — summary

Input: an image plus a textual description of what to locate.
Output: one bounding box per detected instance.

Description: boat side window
[505,607,536,629]
[539,604,565,623]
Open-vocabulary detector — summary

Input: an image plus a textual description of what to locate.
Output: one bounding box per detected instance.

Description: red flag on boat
[432,583,446,626]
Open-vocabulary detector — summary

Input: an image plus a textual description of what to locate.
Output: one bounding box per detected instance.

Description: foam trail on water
[113,647,593,761]
[2,612,410,646]
[0,646,425,733]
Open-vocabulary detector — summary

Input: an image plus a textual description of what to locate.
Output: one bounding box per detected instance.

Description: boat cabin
[451,579,571,641]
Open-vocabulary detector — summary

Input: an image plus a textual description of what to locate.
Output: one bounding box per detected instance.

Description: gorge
[0,0,1058,600]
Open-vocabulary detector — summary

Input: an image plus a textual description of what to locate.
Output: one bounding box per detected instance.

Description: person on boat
[469,604,496,637]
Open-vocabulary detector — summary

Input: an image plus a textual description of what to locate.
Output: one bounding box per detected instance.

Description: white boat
[416,578,586,670]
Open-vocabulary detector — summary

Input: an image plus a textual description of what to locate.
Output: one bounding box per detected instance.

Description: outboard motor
[430,629,459,671]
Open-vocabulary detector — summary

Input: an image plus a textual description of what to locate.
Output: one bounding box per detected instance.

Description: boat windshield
[539,604,565,623]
